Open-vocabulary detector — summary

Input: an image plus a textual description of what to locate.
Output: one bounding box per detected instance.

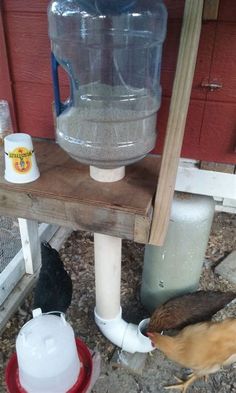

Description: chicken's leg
[164,373,199,393]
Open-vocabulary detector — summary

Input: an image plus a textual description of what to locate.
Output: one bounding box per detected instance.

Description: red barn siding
[0,0,236,164]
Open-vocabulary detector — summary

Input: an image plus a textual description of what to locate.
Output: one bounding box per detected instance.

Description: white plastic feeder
[16,309,80,393]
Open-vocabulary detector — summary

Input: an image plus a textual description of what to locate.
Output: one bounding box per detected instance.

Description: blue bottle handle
[51,52,70,117]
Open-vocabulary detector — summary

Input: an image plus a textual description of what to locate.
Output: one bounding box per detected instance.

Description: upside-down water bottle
[48,0,167,169]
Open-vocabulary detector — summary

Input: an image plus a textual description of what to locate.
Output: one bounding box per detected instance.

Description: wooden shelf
[0,141,160,243]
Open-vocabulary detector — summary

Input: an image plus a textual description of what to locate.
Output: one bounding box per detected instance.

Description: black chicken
[33,241,72,313]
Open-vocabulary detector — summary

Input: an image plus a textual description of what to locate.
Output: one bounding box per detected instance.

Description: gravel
[0,212,235,392]
[57,83,158,168]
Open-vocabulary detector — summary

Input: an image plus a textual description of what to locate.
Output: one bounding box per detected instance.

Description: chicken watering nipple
[15,308,80,393]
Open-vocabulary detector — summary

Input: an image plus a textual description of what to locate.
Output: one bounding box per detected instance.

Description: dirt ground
[0,212,236,392]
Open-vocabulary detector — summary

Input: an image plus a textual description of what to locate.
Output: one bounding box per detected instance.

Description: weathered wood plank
[18,219,41,274]
[200,161,235,173]
[0,188,136,240]
[134,215,152,244]
[203,0,220,20]
[0,142,160,214]
[149,0,204,246]
[0,142,159,242]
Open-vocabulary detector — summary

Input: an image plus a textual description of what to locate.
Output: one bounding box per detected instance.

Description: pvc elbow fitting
[94,308,154,353]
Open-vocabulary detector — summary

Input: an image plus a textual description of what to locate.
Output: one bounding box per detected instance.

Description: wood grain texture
[200,161,235,173]
[3,0,49,13]
[203,0,220,20]
[0,142,160,243]
[207,23,236,103]
[200,101,236,164]
[161,22,215,100]
[13,82,55,138]
[0,5,17,130]
[218,0,236,22]
[149,0,204,246]
[155,97,206,158]
[164,0,185,19]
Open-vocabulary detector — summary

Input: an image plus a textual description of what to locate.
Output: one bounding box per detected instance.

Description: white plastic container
[16,309,80,393]
[4,133,40,183]
[141,193,215,312]
[48,0,167,169]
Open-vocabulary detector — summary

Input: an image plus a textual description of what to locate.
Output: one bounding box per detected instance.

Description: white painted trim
[18,219,41,274]
[175,160,236,200]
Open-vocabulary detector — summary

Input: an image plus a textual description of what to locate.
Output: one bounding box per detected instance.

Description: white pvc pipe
[92,166,154,353]
[94,233,121,319]
[94,309,154,353]
[90,166,125,182]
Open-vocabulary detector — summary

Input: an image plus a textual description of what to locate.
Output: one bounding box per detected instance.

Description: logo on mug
[7,147,33,174]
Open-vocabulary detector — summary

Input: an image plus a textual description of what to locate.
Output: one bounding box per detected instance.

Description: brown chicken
[148,290,236,333]
[148,318,236,392]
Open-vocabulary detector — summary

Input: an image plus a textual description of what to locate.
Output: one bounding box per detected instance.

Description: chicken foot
[164,373,199,393]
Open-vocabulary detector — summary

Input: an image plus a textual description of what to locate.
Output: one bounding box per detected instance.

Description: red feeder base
[5,338,93,393]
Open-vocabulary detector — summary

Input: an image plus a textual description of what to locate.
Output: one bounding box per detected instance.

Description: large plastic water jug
[48,0,167,169]
[16,309,80,393]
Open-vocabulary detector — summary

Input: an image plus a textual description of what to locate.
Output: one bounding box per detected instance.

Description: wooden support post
[203,0,220,20]
[18,219,41,274]
[149,0,204,246]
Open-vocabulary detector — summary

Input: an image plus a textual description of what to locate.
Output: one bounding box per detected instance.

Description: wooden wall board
[154,98,206,158]
[13,82,55,138]
[200,101,236,164]
[4,13,51,85]
[207,23,236,103]
[161,22,216,100]
[3,0,49,13]
[0,5,17,130]
[4,13,69,86]
[163,0,185,19]
[218,0,236,22]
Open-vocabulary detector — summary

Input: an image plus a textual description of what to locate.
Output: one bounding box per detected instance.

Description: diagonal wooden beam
[149,0,204,246]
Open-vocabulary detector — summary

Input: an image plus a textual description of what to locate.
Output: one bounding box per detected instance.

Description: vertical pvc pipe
[92,166,154,352]
[94,233,122,319]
